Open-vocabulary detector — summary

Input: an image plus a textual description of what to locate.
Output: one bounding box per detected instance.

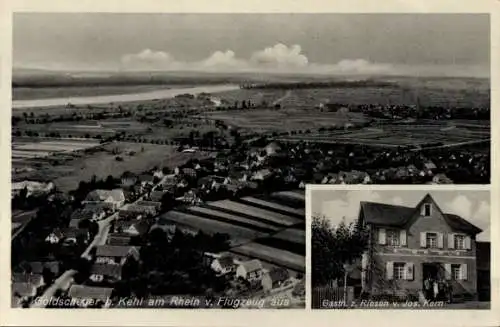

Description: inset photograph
[310,187,490,309]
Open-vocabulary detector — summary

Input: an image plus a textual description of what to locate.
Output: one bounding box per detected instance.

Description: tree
[311,215,368,287]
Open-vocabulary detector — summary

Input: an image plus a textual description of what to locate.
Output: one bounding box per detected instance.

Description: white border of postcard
[1,0,500,326]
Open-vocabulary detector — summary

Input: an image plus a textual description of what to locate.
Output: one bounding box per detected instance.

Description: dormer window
[423,203,432,216]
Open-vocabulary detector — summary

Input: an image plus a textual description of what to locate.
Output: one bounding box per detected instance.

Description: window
[451,264,461,280]
[393,263,406,280]
[387,230,400,246]
[426,232,438,248]
[423,203,432,216]
[454,235,466,250]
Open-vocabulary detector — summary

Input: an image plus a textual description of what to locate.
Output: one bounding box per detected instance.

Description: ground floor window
[452,264,461,280]
[393,262,406,280]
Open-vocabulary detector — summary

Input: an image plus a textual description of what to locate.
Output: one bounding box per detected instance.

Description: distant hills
[12,67,489,89]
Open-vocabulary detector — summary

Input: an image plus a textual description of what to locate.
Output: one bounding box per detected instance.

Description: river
[12,84,240,109]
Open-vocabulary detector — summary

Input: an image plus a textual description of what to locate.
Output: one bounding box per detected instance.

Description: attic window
[423,204,432,216]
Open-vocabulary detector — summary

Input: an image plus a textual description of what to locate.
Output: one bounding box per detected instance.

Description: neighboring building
[83,189,125,210]
[138,174,155,187]
[25,261,60,276]
[67,285,113,308]
[89,263,124,283]
[61,228,91,245]
[150,190,167,202]
[95,245,140,266]
[45,230,65,244]
[235,259,264,281]
[121,172,138,188]
[261,267,290,292]
[431,174,454,184]
[476,241,490,301]
[12,273,44,289]
[210,256,235,276]
[114,220,149,237]
[12,282,37,303]
[358,194,482,299]
[136,201,162,212]
[264,142,282,156]
[252,169,273,181]
[11,180,55,198]
[106,234,132,246]
[120,203,157,217]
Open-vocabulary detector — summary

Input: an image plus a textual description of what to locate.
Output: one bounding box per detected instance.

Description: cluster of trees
[70,175,118,204]
[111,228,231,299]
[241,80,396,90]
[311,215,368,288]
[12,196,74,266]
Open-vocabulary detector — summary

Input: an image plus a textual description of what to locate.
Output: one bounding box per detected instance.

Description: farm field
[11,142,211,192]
[185,206,281,232]
[159,191,305,272]
[13,119,150,138]
[237,196,305,217]
[200,108,368,133]
[160,210,266,245]
[207,200,302,226]
[277,121,490,148]
[11,139,101,162]
[230,242,304,272]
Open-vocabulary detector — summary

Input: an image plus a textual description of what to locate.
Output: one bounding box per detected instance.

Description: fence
[312,285,355,309]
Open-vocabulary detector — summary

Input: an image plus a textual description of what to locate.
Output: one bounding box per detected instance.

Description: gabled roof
[239,259,263,273]
[90,263,123,279]
[360,194,483,235]
[12,273,43,285]
[62,227,88,239]
[85,189,125,203]
[216,256,235,269]
[12,282,37,297]
[266,267,290,285]
[138,174,154,182]
[107,234,132,246]
[26,261,60,275]
[95,245,136,258]
[68,285,113,302]
[115,220,149,236]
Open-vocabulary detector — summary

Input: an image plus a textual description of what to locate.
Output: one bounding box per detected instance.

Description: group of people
[423,276,453,303]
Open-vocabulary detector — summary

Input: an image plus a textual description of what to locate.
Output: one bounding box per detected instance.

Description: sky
[311,189,490,242]
[13,13,490,77]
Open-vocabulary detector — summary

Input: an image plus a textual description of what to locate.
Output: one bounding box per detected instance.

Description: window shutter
[465,236,471,250]
[386,262,393,280]
[400,230,407,246]
[420,232,427,248]
[461,264,468,281]
[437,233,444,249]
[420,205,425,216]
[444,263,452,280]
[405,262,414,280]
[378,228,386,245]
[448,233,455,249]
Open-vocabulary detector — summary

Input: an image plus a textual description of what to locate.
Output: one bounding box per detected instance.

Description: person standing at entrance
[433,279,439,300]
[445,280,453,304]
[424,277,432,300]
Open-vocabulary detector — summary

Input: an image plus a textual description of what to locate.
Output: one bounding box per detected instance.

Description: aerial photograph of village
[10,13,489,309]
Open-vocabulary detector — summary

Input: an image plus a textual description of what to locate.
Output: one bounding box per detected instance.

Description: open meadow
[12,142,211,192]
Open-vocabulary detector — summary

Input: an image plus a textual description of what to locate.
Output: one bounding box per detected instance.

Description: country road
[29,269,77,308]
[272,90,292,106]
[29,175,167,307]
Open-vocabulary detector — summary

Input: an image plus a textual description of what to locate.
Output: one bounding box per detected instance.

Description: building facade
[359,194,482,299]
